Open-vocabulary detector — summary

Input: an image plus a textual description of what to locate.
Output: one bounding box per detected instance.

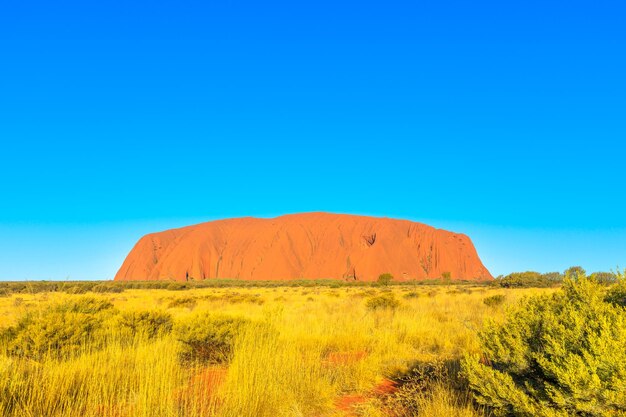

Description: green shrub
[591,271,618,285]
[366,293,400,311]
[175,314,250,364]
[482,294,505,307]
[116,310,173,339]
[385,360,467,415]
[1,296,115,360]
[462,277,626,416]
[377,273,394,286]
[564,265,586,279]
[496,271,563,288]
[605,272,626,307]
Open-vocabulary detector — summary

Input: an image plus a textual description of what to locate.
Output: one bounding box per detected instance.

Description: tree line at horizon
[0,266,621,296]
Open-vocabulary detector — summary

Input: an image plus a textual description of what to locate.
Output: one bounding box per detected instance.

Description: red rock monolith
[114,213,492,282]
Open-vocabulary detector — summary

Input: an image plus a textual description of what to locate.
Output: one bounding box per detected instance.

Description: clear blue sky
[1,1,624,280]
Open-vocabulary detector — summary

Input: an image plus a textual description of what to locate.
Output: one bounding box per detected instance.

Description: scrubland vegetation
[0,270,624,416]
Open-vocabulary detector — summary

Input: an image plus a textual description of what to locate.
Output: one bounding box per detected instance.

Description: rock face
[114,213,492,282]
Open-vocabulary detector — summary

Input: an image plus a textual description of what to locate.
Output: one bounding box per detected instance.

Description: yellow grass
[0,285,554,416]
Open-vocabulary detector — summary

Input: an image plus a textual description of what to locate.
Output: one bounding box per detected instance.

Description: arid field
[0,283,556,417]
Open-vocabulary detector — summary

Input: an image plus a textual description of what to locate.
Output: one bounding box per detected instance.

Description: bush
[495,271,563,288]
[116,310,173,339]
[385,360,469,416]
[605,271,626,307]
[482,294,505,307]
[591,271,618,284]
[175,314,250,364]
[366,294,400,311]
[462,277,626,416]
[377,273,394,286]
[1,296,115,360]
[564,265,586,279]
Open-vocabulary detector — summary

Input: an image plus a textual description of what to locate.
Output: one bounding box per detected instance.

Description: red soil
[335,394,367,413]
[173,367,227,410]
[189,367,228,394]
[334,379,398,416]
[114,212,492,282]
